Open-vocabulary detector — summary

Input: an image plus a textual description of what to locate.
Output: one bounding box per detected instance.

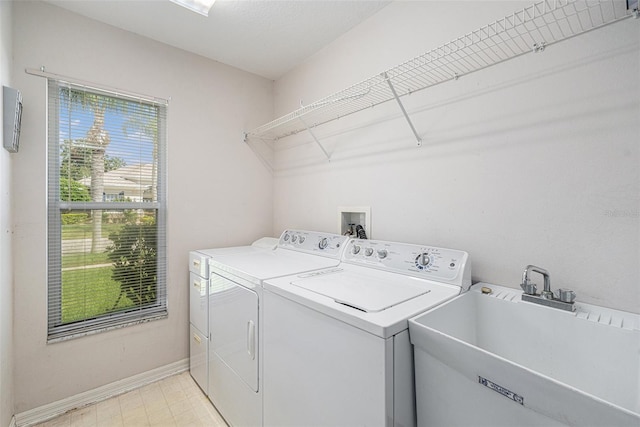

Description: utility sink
[409,283,640,427]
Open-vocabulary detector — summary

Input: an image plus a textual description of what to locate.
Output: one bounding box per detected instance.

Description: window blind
[47,79,168,341]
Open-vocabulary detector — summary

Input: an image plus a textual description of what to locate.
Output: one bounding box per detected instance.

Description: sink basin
[409,283,640,426]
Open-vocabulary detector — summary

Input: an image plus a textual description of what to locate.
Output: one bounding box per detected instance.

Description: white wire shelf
[245,0,635,146]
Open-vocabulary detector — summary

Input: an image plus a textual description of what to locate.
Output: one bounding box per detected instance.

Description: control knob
[351,244,361,255]
[291,235,298,243]
[318,238,329,250]
[377,249,388,259]
[364,248,374,257]
[298,236,306,243]
[415,253,431,269]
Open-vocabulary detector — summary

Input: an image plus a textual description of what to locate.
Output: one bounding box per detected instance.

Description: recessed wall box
[3,86,23,153]
[338,206,371,238]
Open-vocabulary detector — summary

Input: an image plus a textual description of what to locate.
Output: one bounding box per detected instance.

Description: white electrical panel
[3,86,22,153]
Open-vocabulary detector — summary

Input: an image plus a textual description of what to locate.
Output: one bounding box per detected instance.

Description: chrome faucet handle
[555,288,576,303]
[520,280,537,295]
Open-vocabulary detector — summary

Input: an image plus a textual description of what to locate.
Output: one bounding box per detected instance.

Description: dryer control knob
[283,233,290,242]
[291,235,298,243]
[364,248,374,257]
[377,249,388,259]
[318,238,329,250]
[298,236,306,244]
[351,245,361,255]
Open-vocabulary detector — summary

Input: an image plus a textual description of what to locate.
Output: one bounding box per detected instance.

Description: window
[47,79,167,341]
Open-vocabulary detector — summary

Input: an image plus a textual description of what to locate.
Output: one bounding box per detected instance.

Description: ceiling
[45,0,391,80]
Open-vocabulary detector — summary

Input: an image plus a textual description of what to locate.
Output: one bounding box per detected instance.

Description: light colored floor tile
[146,407,174,425]
[121,405,148,423]
[69,405,97,427]
[177,374,197,392]
[36,413,72,427]
[162,388,187,405]
[141,389,166,405]
[168,399,192,418]
[143,399,171,416]
[118,390,144,413]
[173,410,202,427]
[147,420,176,427]
[158,377,182,393]
[34,373,227,427]
[95,414,124,427]
[120,412,150,427]
[96,398,121,422]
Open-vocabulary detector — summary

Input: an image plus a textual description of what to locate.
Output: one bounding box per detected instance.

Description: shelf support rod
[299,116,331,161]
[383,72,422,147]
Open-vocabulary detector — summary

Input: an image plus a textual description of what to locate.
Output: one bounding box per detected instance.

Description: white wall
[0,1,14,425]
[273,1,640,313]
[12,1,273,412]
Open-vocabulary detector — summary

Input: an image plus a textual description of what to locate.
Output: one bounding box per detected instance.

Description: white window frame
[47,78,168,342]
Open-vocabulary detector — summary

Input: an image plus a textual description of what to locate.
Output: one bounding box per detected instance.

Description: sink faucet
[520,265,576,312]
[521,265,553,299]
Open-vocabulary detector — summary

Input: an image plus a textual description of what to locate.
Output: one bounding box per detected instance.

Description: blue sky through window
[59,95,156,166]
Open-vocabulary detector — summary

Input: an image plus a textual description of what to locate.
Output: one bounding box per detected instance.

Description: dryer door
[209,272,259,392]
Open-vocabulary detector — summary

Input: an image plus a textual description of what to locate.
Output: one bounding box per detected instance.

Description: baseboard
[14,358,189,427]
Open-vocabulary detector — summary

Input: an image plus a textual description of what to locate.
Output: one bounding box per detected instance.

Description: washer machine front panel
[263,239,470,426]
[263,289,393,427]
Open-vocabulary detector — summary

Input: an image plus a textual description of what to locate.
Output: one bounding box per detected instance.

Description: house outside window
[47,79,168,341]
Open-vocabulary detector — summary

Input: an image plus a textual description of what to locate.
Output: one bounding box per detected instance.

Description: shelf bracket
[383,72,422,147]
[241,132,275,173]
[299,116,331,161]
[532,41,546,53]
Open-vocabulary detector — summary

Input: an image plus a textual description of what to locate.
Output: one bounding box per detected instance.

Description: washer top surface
[291,268,430,313]
[265,264,461,338]
[264,239,470,338]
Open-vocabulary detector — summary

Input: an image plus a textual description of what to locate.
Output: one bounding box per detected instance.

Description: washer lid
[291,270,430,313]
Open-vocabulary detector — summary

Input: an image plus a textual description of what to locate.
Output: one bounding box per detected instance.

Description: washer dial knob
[298,236,306,244]
[377,249,388,259]
[351,244,361,255]
[364,248,374,257]
[283,233,290,242]
[291,235,298,243]
[415,252,431,269]
[318,238,329,250]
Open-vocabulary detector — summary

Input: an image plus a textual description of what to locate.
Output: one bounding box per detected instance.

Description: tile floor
[34,372,228,427]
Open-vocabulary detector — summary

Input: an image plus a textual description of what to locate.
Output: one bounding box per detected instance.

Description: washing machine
[206,229,349,427]
[262,238,471,426]
[188,237,278,395]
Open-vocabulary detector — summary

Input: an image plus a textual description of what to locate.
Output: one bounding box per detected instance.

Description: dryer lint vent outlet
[338,206,371,239]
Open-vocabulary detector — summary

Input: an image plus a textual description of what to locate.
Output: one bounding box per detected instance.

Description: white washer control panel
[343,239,470,288]
[279,230,348,258]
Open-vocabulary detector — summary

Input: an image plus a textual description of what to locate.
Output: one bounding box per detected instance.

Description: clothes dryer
[207,230,348,427]
[188,237,278,395]
[262,238,471,426]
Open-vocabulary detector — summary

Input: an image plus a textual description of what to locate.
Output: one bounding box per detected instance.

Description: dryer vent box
[3,86,23,153]
[338,206,371,239]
